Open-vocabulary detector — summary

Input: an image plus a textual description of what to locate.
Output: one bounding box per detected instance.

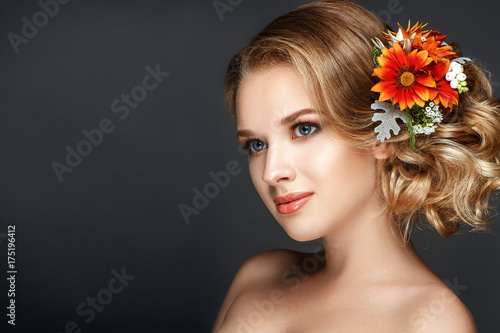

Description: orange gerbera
[427,59,459,108]
[372,42,435,111]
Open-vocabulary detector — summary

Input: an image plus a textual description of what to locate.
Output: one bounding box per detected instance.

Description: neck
[319,194,422,283]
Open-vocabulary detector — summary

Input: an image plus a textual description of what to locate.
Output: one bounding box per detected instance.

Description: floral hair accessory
[370,22,471,149]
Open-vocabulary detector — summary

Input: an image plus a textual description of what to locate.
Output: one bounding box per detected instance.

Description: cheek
[296,141,342,177]
[304,144,377,197]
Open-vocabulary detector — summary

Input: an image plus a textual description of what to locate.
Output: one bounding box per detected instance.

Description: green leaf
[372,47,382,68]
[404,109,416,150]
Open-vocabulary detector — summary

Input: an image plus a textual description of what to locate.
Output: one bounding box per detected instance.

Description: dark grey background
[0,0,499,332]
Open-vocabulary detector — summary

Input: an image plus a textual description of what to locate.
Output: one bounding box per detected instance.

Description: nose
[261,143,296,185]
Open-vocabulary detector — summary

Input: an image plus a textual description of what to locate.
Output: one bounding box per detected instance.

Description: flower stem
[404,109,416,150]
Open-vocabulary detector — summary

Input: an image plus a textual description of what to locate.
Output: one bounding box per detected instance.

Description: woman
[213,1,500,331]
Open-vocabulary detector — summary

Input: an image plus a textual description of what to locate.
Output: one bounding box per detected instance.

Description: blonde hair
[225,0,500,242]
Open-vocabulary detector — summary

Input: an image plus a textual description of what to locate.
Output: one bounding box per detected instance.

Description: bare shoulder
[211,249,304,332]
[238,249,303,281]
[226,249,305,290]
[398,282,476,333]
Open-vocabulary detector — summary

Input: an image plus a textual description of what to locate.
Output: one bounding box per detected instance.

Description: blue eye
[294,123,318,137]
[248,140,267,153]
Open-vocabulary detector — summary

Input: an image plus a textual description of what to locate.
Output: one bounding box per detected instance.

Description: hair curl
[225,0,500,242]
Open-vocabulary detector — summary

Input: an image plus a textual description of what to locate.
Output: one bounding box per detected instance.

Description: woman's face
[236,65,385,242]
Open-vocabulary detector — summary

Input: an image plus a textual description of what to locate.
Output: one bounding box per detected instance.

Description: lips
[274,192,313,215]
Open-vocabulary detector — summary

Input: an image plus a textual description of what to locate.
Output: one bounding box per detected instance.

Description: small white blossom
[414,123,437,135]
[412,104,443,135]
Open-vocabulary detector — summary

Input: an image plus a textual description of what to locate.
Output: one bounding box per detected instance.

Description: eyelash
[241,121,321,156]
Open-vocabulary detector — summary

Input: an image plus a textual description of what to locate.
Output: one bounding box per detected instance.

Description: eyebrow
[236,108,317,138]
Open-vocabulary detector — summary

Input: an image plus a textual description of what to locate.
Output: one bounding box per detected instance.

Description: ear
[374,142,389,160]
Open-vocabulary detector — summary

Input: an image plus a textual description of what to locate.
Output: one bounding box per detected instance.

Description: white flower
[412,104,443,135]
[453,64,464,74]
[392,28,405,42]
[456,73,466,81]
[447,60,469,91]
[387,28,416,49]
[446,72,456,81]
[414,123,437,135]
[372,38,385,50]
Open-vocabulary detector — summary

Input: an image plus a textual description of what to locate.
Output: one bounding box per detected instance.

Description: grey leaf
[371,101,407,142]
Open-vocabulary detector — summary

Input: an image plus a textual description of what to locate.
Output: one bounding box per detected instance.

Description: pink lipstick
[274,192,313,215]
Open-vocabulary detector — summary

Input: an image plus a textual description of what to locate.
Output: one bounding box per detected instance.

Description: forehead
[235,65,313,128]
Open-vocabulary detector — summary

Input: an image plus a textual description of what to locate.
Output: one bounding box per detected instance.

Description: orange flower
[415,31,457,61]
[426,59,459,109]
[426,30,447,44]
[384,21,428,43]
[372,42,435,111]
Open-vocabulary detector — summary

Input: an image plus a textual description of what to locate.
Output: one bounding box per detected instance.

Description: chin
[279,222,323,243]
[288,234,319,242]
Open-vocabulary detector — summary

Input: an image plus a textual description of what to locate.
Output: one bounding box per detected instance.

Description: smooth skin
[212,65,476,333]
